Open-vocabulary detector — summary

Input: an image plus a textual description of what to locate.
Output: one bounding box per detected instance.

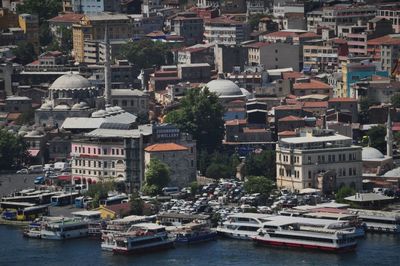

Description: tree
[248,13,267,31]
[244,176,275,197]
[206,163,232,179]
[164,88,225,152]
[130,193,144,215]
[12,42,36,65]
[244,150,276,179]
[39,22,53,47]
[15,109,35,125]
[190,181,199,196]
[120,39,174,71]
[0,129,29,170]
[366,125,386,153]
[17,0,62,25]
[335,186,355,203]
[85,182,115,208]
[144,159,170,195]
[391,94,400,108]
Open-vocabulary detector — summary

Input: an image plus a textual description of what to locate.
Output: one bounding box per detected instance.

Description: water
[0,226,399,266]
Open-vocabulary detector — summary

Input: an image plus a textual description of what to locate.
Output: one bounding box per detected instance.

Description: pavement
[0,173,38,197]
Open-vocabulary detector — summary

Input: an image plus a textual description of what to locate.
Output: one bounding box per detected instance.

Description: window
[112,149,115,155]
[104,161,108,168]
[103,148,107,155]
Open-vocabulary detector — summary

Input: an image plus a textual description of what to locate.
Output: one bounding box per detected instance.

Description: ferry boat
[112,223,174,255]
[23,222,42,239]
[101,215,153,251]
[252,217,357,252]
[169,222,217,244]
[216,213,273,240]
[40,218,88,240]
[280,208,365,237]
[349,209,400,233]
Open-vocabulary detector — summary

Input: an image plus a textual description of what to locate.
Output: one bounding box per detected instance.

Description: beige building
[276,129,363,193]
[72,13,132,62]
[144,143,196,188]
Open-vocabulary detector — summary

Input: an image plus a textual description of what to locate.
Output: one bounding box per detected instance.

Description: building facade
[276,129,363,193]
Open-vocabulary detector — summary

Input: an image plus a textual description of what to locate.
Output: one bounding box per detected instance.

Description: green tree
[0,129,29,170]
[15,109,35,125]
[206,163,232,179]
[190,181,199,196]
[366,125,386,153]
[12,42,36,65]
[248,13,267,31]
[120,39,174,71]
[143,159,170,195]
[164,88,225,152]
[335,186,356,203]
[391,94,400,108]
[244,150,276,179]
[17,0,62,25]
[130,193,144,215]
[244,176,275,197]
[39,22,53,47]
[85,182,115,208]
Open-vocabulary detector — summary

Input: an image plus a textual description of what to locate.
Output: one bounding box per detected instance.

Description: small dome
[205,79,244,97]
[26,130,44,137]
[113,106,124,113]
[91,109,107,118]
[240,88,252,99]
[54,104,70,110]
[383,167,400,177]
[18,131,27,136]
[50,73,92,91]
[362,147,385,160]
[71,101,88,110]
[40,102,52,110]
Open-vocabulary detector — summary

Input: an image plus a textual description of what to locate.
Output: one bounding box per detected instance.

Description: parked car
[16,168,29,174]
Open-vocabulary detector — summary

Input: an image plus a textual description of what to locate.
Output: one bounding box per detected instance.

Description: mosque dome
[50,73,92,91]
[54,104,70,110]
[91,110,107,118]
[205,79,244,97]
[383,167,400,177]
[240,88,252,99]
[362,147,385,160]
[40,102,52,110]
[71,102,89,110]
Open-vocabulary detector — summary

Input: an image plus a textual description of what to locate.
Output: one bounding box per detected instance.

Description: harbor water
[0,225,398,266]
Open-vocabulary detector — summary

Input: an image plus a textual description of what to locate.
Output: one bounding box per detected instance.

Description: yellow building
[18,13,39,52]
[72,13,132,62]
[94,203,131,220]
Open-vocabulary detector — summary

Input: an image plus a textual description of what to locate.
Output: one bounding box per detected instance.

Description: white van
[28,165,43,174]
[54,162,69,172]
[162,187,179,196]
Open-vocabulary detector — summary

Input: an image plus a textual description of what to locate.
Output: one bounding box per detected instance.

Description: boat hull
[175,231,218,244]
[253,237,356,253]
[113,240,174,255]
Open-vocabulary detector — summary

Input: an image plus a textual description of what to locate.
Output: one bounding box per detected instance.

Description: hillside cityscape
[0,0,399,265]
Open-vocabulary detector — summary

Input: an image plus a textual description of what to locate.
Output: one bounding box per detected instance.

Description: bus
[50,193,79,206]
[16,205,50,221]
[75,196,93,208]
[99,194,128,206]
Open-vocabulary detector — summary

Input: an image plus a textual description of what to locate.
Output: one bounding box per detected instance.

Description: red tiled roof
[104,202,131,215]
[279,115,303,122]
[243,128,268,133]
[328,97,357,103]
[48,13,84,23]
[367,35,400,46]
[263,31,299,38]
[303,101,328,108]
[225,119,247,126]
[293,79,331,90]
[145,143,188,152]
[282,71,304,80]
[6,112,21,120]
[278,130,297,136]
[244,42,271,48]
[274,104,302,110]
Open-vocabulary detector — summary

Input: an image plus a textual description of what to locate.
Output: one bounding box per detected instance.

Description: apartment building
[204,16,250,45]
[377,5,400,33]
[18,13,39,53]
[276,129,363,193]
[170,12,204,45]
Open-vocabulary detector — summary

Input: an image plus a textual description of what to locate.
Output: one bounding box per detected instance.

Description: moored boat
[170,222,217,244]
[252,217,357,252]
[112,223,174,255]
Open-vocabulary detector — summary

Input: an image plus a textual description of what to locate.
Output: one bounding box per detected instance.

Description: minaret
[386,108,393,157]
[104,24,111,105]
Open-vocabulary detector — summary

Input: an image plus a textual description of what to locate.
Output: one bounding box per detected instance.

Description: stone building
[144,143,196,188]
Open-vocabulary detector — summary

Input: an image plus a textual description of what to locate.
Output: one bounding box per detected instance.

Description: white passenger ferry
[216,213,273,240]
[253,217,357,252]
[40,218,89,240]
[349,209,400,233]
[101,215,153,251]
[112,223,174,255]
